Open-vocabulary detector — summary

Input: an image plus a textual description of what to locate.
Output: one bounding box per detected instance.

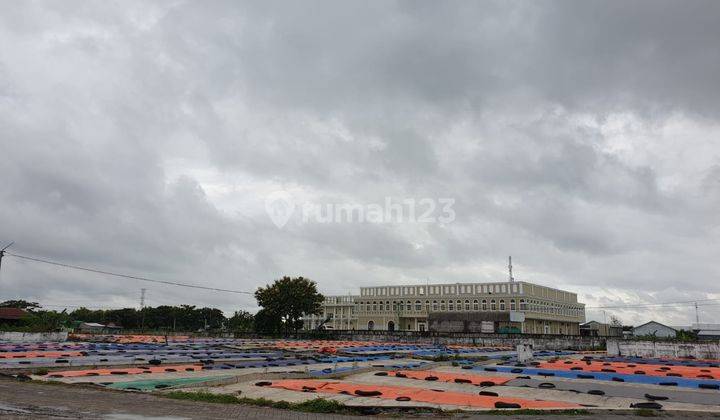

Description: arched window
[464,300,470,311]
[367,320,374,330]
[448,301,454,311]
[440,300,446,311]
[473,300,479,311]
[379,302,384,311]
[482,299,487,311]
[510,299,516,311]
[367,302,372,311]
[406,301,412,311]
[415,300,422,311]
[456,300,462,311]
[432,300,438,311]
[491,299,496,311]
[372,301,377,311]
[425,300,430,311]
[392,301,397,311]
[499,299,505,311]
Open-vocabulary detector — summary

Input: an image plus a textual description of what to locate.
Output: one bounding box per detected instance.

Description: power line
[586,298,720,310]
[6,252,254,295]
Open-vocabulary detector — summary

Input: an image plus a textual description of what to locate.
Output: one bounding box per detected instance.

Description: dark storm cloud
[0,0,719,324]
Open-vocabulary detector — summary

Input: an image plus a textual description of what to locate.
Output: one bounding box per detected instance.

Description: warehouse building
[304,280,585,335]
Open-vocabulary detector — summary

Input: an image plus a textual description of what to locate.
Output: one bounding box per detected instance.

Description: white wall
[607,339,720,359]
[0,331,68,343]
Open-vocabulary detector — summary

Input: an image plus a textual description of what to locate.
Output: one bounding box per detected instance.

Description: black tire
[395,396,411,401]
[374,372,388,376]
[587,390,605,395]
[254,381,272,387]
[538,382,555,389]
[631,402,663,410]
[494,402,521,409]
[479,390,498,397]
[645,394,668,401]
[354,390,383,397]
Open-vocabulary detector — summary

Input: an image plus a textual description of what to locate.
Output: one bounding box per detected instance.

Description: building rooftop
[0,307,29,320]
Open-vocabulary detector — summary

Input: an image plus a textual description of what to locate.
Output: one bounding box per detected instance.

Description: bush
[294,399,346,413]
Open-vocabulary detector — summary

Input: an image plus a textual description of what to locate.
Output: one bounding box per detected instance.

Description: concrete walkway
[0,377,715,419]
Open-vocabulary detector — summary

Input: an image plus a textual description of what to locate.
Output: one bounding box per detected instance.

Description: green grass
[164,391,241,404]
[33,368,49,376]
[163,392,593,416]
[164,392,355,414]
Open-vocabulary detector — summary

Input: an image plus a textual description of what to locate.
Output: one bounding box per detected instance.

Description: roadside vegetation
[0,276,322,335]
[163,392,354,414]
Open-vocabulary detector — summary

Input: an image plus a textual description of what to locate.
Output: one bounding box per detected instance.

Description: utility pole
[695,302,700,326]
[508,256,514,282]
[0,242,14,301]
[140,288,147,332]
[0,242,14,274]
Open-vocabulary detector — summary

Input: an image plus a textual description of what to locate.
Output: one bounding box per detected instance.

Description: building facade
[305,281,585,335]
[303,295,358,330]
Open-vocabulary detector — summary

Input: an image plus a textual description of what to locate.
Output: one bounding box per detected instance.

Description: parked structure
[632,321,677,338]
[305,281,585,334]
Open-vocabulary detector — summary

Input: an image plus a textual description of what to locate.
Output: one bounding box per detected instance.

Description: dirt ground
[0,377,717,420]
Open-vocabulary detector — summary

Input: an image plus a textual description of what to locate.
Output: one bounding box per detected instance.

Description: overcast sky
[1,1,719,325]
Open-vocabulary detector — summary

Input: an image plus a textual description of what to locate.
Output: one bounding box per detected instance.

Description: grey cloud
[0,1,719,324]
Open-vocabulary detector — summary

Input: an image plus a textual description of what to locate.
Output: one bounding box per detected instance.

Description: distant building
[632,321,677,338]
[580,321,623,337]
[0,307,29,326]
[692,323,720,340]
[304,280,586,334]
[303,295,358,330]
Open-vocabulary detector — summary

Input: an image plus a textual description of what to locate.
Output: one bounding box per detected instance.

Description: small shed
[632,321,677,338]
[0,308,29,326]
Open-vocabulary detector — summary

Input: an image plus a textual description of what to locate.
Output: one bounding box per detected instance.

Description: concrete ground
[204,370,720,413]
[2,377,718,420]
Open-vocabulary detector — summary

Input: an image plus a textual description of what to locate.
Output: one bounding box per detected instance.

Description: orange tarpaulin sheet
[540,360,719,379]
[269,379,579,409]
[45,363,204,378]
[389,370,511,386]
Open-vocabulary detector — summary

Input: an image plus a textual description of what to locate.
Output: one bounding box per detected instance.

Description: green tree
[227,310,254,332]
[255,276,323,334]
[253,308,283,334]
[0,300,41,310]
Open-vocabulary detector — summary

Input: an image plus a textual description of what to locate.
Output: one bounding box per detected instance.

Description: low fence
[607,339,720,359]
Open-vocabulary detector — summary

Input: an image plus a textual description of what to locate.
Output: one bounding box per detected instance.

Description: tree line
[1,276,323,334]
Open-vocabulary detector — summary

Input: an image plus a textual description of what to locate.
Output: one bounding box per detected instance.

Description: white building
[632,321,677,338]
